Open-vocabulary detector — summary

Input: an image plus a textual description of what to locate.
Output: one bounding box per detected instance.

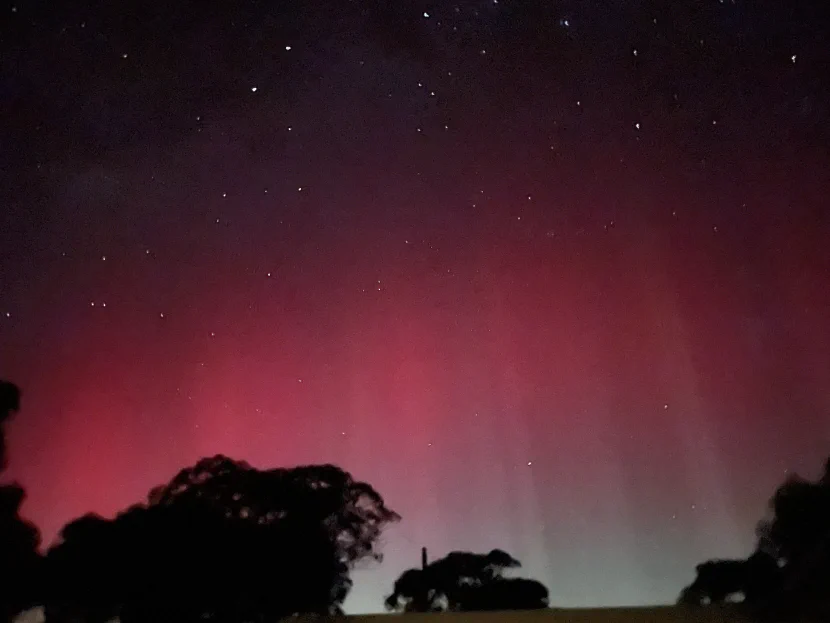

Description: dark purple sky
[2,0,830,612]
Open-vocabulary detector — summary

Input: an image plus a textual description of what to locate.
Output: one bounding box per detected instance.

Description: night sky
[2,0,830,613]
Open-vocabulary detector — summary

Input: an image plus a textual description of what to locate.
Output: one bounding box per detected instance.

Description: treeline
[2,379,830,622]
[0,381,547,622]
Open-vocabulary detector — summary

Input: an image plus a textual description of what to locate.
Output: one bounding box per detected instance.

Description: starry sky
[2,0,830,613]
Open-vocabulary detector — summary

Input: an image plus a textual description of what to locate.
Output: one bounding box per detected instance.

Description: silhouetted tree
[754,464,830,618]
[44,455,399,623]
[0,484,41,622]
[680,456,830,620]
[0,380,20,418]
[42,513,124,623]
[0,380,42,623]
[459,577,551,611]
[385,548,549,612]
[0,380,21,470]
[677,552,781,606]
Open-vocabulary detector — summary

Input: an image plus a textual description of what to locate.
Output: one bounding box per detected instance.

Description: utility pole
[421,546,428,570]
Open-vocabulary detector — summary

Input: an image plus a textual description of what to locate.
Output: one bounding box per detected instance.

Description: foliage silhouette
[385,548,549,612]
[677,552,781,606]
[0,379,21,470]
[0,484,41,622]
[0,380,20,418]
[0,380,42,623]
[44,455,399,623]
[680,455,830,620]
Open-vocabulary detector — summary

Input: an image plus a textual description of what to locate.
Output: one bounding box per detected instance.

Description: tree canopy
[0,381,41,623]
[385,548,549,612]
[44,455,399,623]
[0,379,21,470]
[679,456,830,619]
